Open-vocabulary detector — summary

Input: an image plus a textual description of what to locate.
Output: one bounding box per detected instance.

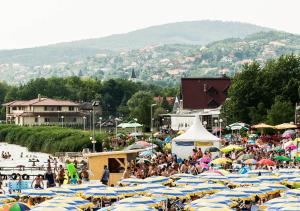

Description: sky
[0,0,299,49]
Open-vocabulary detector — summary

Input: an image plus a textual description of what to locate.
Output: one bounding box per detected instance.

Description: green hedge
[0,125,108,153]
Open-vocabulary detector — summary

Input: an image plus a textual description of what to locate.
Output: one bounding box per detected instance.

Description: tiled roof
[3,98,79,107]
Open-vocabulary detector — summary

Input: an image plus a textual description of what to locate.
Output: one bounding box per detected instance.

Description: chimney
[38,94,41,101]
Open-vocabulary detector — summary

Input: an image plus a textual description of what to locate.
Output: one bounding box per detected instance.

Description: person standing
[57,165,65,187]
[100,165,110,185]
[44,167,56,188]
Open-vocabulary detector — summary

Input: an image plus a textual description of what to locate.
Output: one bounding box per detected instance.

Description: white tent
[172,115,220,159]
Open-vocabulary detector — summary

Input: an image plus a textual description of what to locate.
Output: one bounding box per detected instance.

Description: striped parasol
[258,175,282,183]
[201,175,228,182]
[116,196,161,207]
[213,190,254,200]
[261,183,288,192]
[110,204,157,211]
[149,188,188,199]
[83,188,120,199]
[0,195,16,203]
[170,173,197,179]
[48,187,75,196]
[175,178,205,186]
[246,169,272,176]
[229,177,260,185]
[285,189,300,197]
[144,176,171,184]
[21,189,56,198]
[119,178,146,185]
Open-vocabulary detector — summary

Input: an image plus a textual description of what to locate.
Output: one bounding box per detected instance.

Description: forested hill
[0,20,270,65]
[1,31,300,86]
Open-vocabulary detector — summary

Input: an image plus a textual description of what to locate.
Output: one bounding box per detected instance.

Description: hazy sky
[1,0,299,49]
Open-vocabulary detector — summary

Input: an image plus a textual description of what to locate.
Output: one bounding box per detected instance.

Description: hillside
[0,20,270,66]
[1,31,300,85]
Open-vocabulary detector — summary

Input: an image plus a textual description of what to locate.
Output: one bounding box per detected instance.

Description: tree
[267,97,294,125]
[127,91,154,130]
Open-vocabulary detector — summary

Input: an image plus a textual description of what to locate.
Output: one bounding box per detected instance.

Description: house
[164,76,231,131]
[2,95,84,126]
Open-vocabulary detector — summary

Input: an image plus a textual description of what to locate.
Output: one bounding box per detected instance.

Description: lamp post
[61,116,64,128]
[91,101,100,152]
[38,115,41,126]
[115,117,121,137]
[99,117,102,133]
[83,116,86,130]
[133,118,138,139]
[219,119,223,138]
[90,136,96,153]
[151,104,157,152]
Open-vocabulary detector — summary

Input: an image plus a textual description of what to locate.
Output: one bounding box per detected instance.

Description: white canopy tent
[172,115,220,159]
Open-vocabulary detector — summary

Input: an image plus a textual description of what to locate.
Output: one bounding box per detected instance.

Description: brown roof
[3,98,79,107]
[181,77,231,109]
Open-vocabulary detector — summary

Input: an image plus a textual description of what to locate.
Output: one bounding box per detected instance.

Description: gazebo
[172,115,220,159]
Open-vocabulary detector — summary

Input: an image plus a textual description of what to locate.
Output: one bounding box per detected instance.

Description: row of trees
[221,54,300,125]
[0,77,179,129]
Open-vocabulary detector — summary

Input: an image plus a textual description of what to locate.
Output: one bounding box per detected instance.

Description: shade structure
[274,123,297,129]
[48,187,75,196]
[258,176,282,183]
[186,202,232,210]
[119,178,146,185]
[46,196,93,209]
[113,186,143,196]
[83,188,120,199]
[117,122,142,128]
[175,178,205,186]
[252,123,274,129]
[110,205,157,211]
[220,145,244,153]
[213,190,254,200]
[285,189,300,197]
[229,177,260,185]
[260,197,300,210]
[261,183,288,192]
[211,158,232,165]
[227,174,248,179]
[30,207,80,211]
[149,188,187,199]
[170,173,197,179]
[172,116,220,159]
[6,202,30,211]
[144,176,171,184]
[21,189,56,198]
[116,196,161,207]
[257,159,275,166]
[246,169,272,176]
[61,184,89,193]
[201,175,228,182]
[274,155,291,161]
[0,195,16,203]
[190,197,237,207]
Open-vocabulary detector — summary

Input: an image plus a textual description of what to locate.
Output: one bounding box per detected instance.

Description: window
[69,106,74,111]
[108,158,125,173]
[73,118,76,122]
[12,107,17,110]
[207,99,219,108]
[57,106,62,111]
[45,118,50,122]
[44,106,48,111]
[35,117,38,123]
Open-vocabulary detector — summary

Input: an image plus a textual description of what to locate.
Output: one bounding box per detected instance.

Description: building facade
[3,95,84,126]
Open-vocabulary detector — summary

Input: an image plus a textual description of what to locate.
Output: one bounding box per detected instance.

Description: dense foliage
[0,77,179,127]
[0,125,108,153]
[221,54,300,125]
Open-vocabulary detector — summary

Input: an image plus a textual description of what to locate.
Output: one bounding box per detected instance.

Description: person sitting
[31,175,44,189]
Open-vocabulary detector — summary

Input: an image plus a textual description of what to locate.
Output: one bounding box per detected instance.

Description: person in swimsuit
[31,175,44,189]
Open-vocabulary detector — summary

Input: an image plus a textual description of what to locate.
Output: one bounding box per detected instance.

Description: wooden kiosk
[86,150,141,185]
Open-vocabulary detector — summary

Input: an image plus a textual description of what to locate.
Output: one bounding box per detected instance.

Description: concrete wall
[171,116,194,130]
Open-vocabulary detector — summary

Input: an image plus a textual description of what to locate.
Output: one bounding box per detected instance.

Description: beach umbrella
[201,175,228,182]
[21,189,56,198]
[175,178,205,186]
[83,188,120,199]
[259,197,300,210]
[84,183,107,189]
[224,134,232,140]
[116,196,160,207]
[45,196,92,209]
[135,184,166,192]
[244,159,257,165]
[164,136,172,143]
[257,159,275,166]
[247,139,256,145]
[190,183,228,194]
[48,187,75,196]
[230,177,260,185]
[0,196,16,203]
[220,145,244,153]
[61,184,89,193]
[227,174,248,179]
[144,176,171,184]
[238,154,254,160]
[204,169,229,176]
[110,205,157,211]
[113,186,142,196]
[213,190,254,200]
[198,157,211,163]
[234,187,265,197]
[136,141,151,147]
[170,173,196,179]
[258,175,282,183]
[119,178,146,185]
[211,158,232,165]
[139,150,155,157]
[30,207,80,211]
[252,123,274,129]
[275,123,297,130]
[186,202,232,210]
[261,183,288,192]
[246,169,272,176]
[149,188,188,199]
[190,197,237,207]
[274,145,285,152]
[126,143,147,150]
[285,189,300,197]
[293,137,300,145]
[286,144,297,150]
[5,203,30,211]
[274,155,291,161]
[279,174,297,181]
[227,123,249,131]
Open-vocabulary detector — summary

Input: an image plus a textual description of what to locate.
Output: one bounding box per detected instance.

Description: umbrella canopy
[149,188,187,199]
[116,196,160,207]
[285,189,300,197]
[213,190,254,200]
[274,155,291,161]
[175,178,205,186]
[252,123,274,129]
[244,159,257,165]
[238,154,254,160]
[139,150,155,157]
[170,173,197,179]
[220,145,244,153]
[246,169,272,176]
[227,122,249,130]
[0,196,16,203]
[201,175,228,182]
[275,123,297,130]
[119,178,146,185]
[230,178,260,185]
[21,189,56,198]
[136,141,151,146]
[211,158,232,165]
[6,202,30,211]
[257,159,275,166]
[83,188,120,199]
[48,188,75,196]
[144,176,171,184]
[110,205,157,211]
[258,176,282,183]
[125,143,147,150]
[286,144,297,150]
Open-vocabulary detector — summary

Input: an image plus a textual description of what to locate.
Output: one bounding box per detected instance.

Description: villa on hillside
[2,95,84,126]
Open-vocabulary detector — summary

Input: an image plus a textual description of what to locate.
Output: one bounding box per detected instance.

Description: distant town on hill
[1,20,299,85]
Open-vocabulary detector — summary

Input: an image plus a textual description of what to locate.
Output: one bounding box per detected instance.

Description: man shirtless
[31,175,44,189]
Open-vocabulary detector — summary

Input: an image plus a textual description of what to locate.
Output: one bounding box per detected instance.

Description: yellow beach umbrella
[274,123,297,130]
[220,145,244,153]
[211,158,232,165]
[252,123,274,129]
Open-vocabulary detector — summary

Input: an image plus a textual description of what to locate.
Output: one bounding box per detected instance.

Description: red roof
[3,98,79,107]
[181,77,231,109]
